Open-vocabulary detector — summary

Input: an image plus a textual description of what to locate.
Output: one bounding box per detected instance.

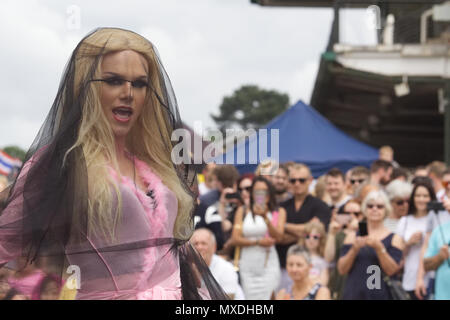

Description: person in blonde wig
[0,27,227,300]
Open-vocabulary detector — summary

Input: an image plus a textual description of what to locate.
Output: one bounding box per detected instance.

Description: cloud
[0,0,336,149]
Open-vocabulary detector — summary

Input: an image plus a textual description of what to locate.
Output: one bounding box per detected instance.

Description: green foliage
[211,85,290,133]
[2,145,26,161]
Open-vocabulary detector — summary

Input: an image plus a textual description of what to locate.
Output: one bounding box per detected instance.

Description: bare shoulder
[233,206,244,225]
[316,286,331,300]
[391,233,405,251]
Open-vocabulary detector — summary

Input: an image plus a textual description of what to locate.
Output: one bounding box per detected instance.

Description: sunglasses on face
[350,179,365,185]
[305,234,320,240]
[238,186,252,193]
[394,199,408,206]
[289,178,308,184]
[367,204,385,210]
[343,211,361,216]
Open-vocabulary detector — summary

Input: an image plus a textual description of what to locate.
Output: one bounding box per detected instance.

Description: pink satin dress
[0,156,186,300]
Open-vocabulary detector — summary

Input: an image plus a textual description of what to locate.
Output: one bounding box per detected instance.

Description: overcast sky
[0,0,375,150]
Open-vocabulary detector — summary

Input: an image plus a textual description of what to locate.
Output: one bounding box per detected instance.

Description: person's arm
[284,222,306,238]
[264,207,286,242]
[231,206,258,247]
[424,244,449,272]
[371,234,404,277]
[217,202,233,233]
[415,232,431,299]
[217,188,235,233]
[337,232,362,275]
[278,232,298,245]
[319,267,329,286]
[324,220,342,263]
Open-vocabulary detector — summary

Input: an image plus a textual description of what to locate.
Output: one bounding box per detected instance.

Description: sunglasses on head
[367,204,385,209]
[305,234,320,240]
[350,179,365,185]
[289,178,308,184]
[238,186,252,193]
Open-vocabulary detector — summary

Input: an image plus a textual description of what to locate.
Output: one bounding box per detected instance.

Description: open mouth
[112,107,133,122]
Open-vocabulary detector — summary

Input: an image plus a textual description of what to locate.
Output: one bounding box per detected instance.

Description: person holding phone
[231,176,286,299]
[415,178,450,300]
[194,164,241,251]
[337,190,404,299]
[325,200,362,299]
[396,181,435,300]
[237,174,254,208]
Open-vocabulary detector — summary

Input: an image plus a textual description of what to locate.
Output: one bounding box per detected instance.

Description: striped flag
[0,150,23,176]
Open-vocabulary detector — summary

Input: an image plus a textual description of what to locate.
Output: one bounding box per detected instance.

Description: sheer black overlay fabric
[0,27,227,300]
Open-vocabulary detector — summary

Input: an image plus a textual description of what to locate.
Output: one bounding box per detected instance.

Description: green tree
[211,85,290,133]
[2,145,26,162]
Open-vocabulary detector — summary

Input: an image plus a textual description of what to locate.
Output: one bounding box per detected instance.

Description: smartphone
[225,192,242,201]
[427,201,445,212]
[336,213,352,227]
[358,221,368,236]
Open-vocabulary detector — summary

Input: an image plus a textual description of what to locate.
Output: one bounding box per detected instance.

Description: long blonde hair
[298,220,327,257]
[64,28,193,241]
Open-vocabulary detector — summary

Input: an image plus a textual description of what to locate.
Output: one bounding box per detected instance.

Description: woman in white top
[396,181,436,299]
[231,176,286,300]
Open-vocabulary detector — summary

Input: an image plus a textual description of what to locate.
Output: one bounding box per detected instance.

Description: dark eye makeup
[92,76,148,88]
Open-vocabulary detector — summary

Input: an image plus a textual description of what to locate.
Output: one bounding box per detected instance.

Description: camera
[427,201,445,212]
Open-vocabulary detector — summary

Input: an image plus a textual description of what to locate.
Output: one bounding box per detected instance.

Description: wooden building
[251,0,450,167]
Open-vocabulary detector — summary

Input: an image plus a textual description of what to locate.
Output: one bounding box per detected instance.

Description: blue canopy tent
[211,100,378,177]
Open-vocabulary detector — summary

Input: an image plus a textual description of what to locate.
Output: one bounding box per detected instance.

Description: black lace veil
[0,27,227,300]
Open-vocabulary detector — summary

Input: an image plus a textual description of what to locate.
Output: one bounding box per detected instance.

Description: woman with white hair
[384,180,413,232]
[338,190,404,299]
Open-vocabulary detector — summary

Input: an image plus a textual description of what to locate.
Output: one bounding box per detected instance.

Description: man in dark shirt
[194,164,240,251]
[276,163,331,290]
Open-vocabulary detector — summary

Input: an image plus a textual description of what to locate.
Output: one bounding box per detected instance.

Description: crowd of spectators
[193,146,450,300]
[1,145,449,300]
